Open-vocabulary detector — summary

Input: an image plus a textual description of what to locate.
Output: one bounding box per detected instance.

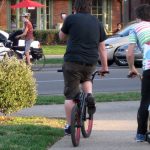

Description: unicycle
[70,71,109,147]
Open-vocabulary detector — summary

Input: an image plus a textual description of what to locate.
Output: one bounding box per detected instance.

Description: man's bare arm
[98,41,108,71]
[126,43,136,70]
[16,27,28,39]
[59,30,67,41]
[126,43,139,74]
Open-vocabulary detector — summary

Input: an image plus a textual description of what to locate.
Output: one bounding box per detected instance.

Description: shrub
[0,57,37,115]
[6,29,66,45]
[33,29,63,45]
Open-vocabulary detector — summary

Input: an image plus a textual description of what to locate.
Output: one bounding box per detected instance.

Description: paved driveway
[48,101,150,150]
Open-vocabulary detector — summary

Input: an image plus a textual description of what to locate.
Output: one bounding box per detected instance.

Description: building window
[39,0,51,29]
[91,0,103,21]
[10,0,17,30]
[46,0,50,29]
[91,0,112,32]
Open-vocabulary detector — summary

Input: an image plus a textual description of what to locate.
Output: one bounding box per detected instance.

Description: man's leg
[65,81,92,125]
[25,51,31,65]
[24,40,32,65]
[82,80,96,114]
[82,81,92,93]
[65,99,75,125]
[63,62,81,134]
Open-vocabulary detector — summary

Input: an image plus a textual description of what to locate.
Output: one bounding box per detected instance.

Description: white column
[43,0,47,29]
[16,0,20,28]
[37,0,41,30]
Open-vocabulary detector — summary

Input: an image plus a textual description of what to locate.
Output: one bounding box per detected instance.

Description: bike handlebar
[127,72,142,80]
[57,69,109,82]
[57,69,63,72]
[91,70,109,81]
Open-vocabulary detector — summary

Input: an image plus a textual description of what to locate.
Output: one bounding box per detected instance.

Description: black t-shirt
[61,13,107,64]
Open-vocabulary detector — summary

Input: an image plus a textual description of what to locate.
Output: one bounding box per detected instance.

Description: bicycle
[127,72,150,143]
[58,69,109,147]
[0,41,46,71]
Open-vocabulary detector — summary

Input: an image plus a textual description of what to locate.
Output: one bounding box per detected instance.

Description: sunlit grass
[42,45,66,55]
[0,116,65,150]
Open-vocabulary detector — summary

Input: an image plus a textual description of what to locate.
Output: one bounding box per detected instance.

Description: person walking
[126,4,150,142]
[59,0,109,135]
[16,12,34,65]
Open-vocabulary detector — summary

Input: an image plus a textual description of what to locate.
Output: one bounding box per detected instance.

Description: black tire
[134,62,142,68]
[114,55,128,66]
[31,54,46,71]
[147,132,150,143]
[7,50,16,58]
[108,60,114,66]
[81,105,93,138]
[71,105,81,147]
[97,59,114,66]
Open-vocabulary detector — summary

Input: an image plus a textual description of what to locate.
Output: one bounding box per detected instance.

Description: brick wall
[111,0,122,31]
[0,0,7,30]
[53,0,69,27]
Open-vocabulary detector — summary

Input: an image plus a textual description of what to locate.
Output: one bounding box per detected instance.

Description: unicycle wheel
[81,106,93,138]
[71,105,81,147]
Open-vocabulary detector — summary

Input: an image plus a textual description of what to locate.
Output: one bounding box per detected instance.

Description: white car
[98,23,137,66]
[0,42,10,60]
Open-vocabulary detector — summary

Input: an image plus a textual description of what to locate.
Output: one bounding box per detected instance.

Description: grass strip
[36,92,140,105]
[42,45,66,55]
[45,58,63,64]
[0,116,65,150]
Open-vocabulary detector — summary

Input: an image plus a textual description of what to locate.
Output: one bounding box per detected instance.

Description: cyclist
[59,0,109,135]
[126,4,150,142]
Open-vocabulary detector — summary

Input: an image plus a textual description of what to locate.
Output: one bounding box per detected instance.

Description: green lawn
[36,92,140,105]
[45,58,64,64]
[0,92,141,149]
[42,45,66,55]
[0,117,65,150]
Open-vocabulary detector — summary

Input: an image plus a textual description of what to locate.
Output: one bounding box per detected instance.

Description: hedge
[33,29,61,45]
[6,29,66,45]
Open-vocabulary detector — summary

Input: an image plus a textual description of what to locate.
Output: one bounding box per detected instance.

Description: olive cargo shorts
[62,62,96,100]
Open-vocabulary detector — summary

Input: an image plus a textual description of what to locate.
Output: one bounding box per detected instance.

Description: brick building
[0,0,149,32]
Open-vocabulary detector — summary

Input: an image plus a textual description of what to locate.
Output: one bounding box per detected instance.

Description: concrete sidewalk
[5,101,149,150]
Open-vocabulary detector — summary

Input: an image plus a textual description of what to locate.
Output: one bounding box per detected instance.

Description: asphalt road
[34,66,142,95]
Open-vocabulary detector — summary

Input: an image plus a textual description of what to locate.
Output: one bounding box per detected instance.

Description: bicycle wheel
[81,105,93,138]
[31,54,46,71]
[71,105,81,147]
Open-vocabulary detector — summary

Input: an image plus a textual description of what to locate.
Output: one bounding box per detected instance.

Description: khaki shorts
[24,39,33,53]
[62,62,96,99]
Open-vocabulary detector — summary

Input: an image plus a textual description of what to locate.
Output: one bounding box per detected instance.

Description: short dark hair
[135,4,150,21]
[74,0,92,13]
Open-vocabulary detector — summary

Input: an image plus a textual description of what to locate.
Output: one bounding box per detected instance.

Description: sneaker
[135,134,146,142]
[64,124,71,135]
[86,93,96,115]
